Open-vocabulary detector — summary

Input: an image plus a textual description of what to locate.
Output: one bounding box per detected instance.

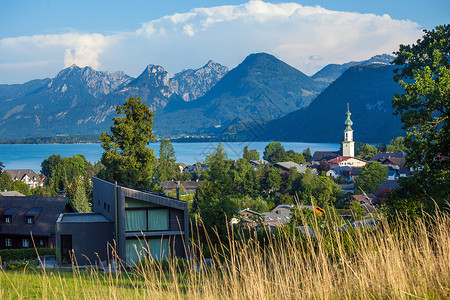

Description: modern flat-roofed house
[56,177,189,267]
[0,196,75,250]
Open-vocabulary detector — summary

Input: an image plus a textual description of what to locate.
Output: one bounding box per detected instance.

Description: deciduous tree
[355,162,388,194]
[357,144,377,160]
[386,136,408,153]
[263,142,286,163]
[98,97,157,189]
[243,146,260,161]
[390,24,450,210]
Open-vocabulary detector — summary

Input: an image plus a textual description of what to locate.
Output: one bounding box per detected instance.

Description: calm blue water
[0,142,339,173]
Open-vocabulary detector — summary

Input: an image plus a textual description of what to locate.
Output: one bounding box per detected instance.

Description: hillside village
[0,103,409,268]
[0,0,448,297]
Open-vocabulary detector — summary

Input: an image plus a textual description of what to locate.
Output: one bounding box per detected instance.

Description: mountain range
[0,53,400,142]
[237,63,404,143]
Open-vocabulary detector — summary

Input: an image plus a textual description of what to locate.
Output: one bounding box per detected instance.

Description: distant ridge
[154,52,322,136]
[312,54,395,90]
[238,63,404,143]
[0,53,402,142]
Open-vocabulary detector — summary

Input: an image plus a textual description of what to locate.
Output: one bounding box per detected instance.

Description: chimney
[57,191,66,198]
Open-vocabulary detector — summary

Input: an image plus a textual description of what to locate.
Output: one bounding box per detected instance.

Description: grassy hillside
[1,210,448,299]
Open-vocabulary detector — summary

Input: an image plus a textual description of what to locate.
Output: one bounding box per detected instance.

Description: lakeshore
[0,141,340,173]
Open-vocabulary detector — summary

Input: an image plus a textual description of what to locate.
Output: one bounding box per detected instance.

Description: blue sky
[1,0,448,84]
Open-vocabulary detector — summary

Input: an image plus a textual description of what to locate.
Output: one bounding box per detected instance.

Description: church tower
[342,103,355,157]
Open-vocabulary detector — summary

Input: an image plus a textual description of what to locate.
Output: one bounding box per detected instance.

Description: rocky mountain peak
[170,61,229,102]
[46,65,132,97]
[132,64,170,88]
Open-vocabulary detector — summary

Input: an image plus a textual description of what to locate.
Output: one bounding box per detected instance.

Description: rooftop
[58,213,111,223]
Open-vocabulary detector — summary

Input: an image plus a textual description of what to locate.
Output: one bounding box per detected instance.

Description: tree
[259,167,281,194]
[41,154,64,178]
[377,143,387,153]
[318,160,330,173]
[0,161,4,173]
[192,181,238,245]
[97,97,157,189]
[0,172,13,191]
[386,136,408,153]
[243,146,260,161]
[12,180,31,196]
[231,158,259,197]
[391,24,450,210]
[155,139,178,181]
[350,201,367,221]
[263,142,286,163]
[285,150,306,164]
[47,163,68,196]
[291,169,344,207]
[303,147,312,162]
[64,155,89,183]
[357,144,378,160]
[354,162,388,194]
[72,181,91,212]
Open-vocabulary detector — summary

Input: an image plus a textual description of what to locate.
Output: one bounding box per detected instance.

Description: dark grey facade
[56,177,189,267]
[56,213,113,266]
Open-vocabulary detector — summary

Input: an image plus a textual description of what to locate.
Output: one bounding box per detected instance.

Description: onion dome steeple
[344,103,353,131]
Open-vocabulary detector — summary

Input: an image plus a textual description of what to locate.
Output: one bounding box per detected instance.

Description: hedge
[0,248,56,262]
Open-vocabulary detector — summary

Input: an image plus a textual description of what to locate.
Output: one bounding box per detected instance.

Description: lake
[0,141,339,173]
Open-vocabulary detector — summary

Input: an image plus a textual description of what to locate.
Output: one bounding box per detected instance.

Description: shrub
[0,248,55,263]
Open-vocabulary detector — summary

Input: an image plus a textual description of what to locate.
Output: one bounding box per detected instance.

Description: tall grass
[1,209,449,299]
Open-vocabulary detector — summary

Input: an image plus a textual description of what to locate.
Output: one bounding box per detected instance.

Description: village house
[369,152,406,163]
[0,195,75,250]
[328,156,367,168]
[183,164,208,174]
[376,180,400,197]
[233,204,324,231]
[4,169,44,189]
[326,166,352,181]
[273,161,308,174]
[176,163,187,173]
[160,180,203,195]
[56,177,189,267]
[249,160,271,168]
[311,151,339,163]
[381,157,411,178]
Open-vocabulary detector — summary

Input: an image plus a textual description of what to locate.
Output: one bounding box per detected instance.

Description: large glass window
[126,239,145,267]
[126,238,169,267]
[126,210,147,232]
[126,208,169,232]
[148,209,169,231]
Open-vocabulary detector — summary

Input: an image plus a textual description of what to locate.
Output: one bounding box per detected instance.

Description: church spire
[342,103,355,157]
[345,103,353,131]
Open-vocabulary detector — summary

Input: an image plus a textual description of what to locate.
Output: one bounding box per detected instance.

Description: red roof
[329,156,353,163]
[329,156,368,164]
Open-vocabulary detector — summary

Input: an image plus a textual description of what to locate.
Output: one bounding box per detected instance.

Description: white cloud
[128,0,421,75]
[1,32,114,69]
[183,24,195,36]
[0,0,422,83]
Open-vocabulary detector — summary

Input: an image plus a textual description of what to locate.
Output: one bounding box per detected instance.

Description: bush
[0,248,55,263]
[6,261,29,271]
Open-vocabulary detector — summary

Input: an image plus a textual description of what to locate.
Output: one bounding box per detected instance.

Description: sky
[0,0,448,84]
